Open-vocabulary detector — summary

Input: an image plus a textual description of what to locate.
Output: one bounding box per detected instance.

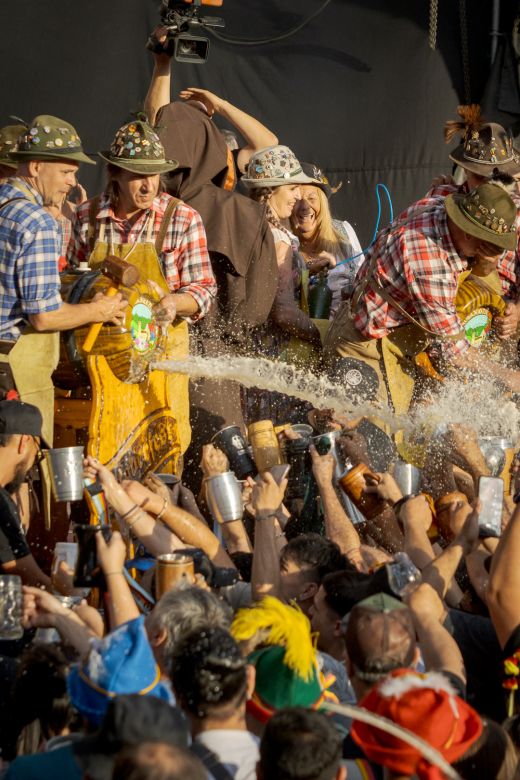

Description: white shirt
[195,729,260,780]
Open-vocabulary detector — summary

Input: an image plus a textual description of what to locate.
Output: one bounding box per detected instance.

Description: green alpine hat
[99,120,178,175]
[0,124,26,169]
[9,115,95,165]
[445,182,518,251]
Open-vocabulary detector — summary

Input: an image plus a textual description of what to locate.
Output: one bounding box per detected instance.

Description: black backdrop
[0,0,517,243]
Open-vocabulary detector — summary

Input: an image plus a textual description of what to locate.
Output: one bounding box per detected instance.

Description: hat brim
[445,192,517,251]
[449,143,520,177]
[9,150,96,165]
[99,151,179,175]
[241,171,318,188]
[0,159,17,169]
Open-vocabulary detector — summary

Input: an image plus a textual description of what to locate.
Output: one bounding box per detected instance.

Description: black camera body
[153,0,225,64]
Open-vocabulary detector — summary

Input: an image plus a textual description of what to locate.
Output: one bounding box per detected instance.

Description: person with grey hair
[145,584,233,676]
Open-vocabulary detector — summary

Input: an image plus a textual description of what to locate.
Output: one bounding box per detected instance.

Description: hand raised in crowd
[22,585,72,630]
[364,471,403,505]
[307,408,342,433]
[405,581,447,624]
[144,473,174,505]
[96,530,127,576]
[453,500,480,556]
[179,87,224,117]
[444,497,473,537]
[121,479,165,516]
[495,302,520,341]
[84,456,120,500]
[200,443,229,478]
[251,471,288,519]
[90,290,128,326]
[337,427,371,467]
[309,445,335,486]
[399,494,433,533]
[441,423,488,473]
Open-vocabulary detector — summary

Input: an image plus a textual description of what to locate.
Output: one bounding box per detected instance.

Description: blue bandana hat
[67,615,172,725]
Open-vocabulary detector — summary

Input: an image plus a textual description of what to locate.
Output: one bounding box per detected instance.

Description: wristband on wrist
[120,504,139,521]
[127,510,145,529]
[255,511,278,522]
[104,571,123,577]
[156,498,168,522]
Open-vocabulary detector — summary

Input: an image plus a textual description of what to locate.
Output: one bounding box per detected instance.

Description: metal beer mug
[204,471,244,524]
[0,575,23,640]
[392,461,422,496]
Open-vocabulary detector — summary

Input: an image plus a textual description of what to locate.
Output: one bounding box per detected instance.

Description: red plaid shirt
[353,196,469,361]
[68,192,216,321]
[427,181,520,300]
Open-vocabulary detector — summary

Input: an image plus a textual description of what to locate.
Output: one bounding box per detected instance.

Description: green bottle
[308,271,332,318]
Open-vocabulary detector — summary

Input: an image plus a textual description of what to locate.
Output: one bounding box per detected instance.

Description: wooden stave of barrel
[53,270,166,389]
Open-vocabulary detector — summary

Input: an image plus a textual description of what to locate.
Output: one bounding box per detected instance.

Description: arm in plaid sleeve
[18,215,62,315]
[399,229,469,362]
[167,207,216,322]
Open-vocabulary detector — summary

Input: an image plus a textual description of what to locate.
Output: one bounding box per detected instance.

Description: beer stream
[153,355,520,440]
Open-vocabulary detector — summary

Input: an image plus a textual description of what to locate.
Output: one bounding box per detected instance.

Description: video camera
[148,0,225,65]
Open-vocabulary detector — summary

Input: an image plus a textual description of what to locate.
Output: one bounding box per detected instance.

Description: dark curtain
[0,0,517,242]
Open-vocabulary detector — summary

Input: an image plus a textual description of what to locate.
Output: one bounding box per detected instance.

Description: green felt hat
[9,115,95,165]
[445,182,517,251]
[0,124,26,169]
[99,120,178,175]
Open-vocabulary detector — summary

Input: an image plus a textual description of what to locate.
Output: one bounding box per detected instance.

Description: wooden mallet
[82,256,140,354]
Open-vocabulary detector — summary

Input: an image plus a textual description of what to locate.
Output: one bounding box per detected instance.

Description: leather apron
[0,182,60,445]
[87,199,191,453]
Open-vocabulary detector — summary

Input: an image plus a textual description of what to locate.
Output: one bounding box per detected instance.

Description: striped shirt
[353,196,469,361]
[0,179,62,341]
[68,192,216,321]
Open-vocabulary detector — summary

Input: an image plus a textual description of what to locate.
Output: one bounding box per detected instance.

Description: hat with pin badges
[99,119,178,175]
[445,181,518,251]
[9,115,95,165]
[0,124,26,169]
[241,145,319,188]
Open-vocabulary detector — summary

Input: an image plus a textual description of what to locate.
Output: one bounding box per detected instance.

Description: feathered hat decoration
[444,104,486,144]
[231,596,318,681]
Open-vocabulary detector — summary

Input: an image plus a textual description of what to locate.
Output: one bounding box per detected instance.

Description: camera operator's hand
[200,444,229,478]
[179,87,224,117]
[252,471,288,520]
[96,530,127,576]
[147,25,172,62]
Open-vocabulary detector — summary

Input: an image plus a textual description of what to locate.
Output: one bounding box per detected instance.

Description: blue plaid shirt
[0,179,62,341]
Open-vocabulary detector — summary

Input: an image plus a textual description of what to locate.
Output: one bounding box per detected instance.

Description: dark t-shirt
[0,487,30,564]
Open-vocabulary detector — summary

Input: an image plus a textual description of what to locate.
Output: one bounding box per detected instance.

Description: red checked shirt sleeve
[353,199,469,362]
[158,201,216,322]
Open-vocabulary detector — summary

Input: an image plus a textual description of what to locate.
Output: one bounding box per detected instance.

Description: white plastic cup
[51,542,79,577]
[45,447,85,502]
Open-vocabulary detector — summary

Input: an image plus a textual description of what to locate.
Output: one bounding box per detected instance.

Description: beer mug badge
[130,297,158,355]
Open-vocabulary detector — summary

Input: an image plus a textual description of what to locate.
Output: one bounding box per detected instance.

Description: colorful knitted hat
[231,596,336,723]
[0,124,25,169]
[241,145,317,189]
[445,182,517,251]
[67,616,172,726]
[351,668,482,780]
[99,119,178,175]
[445,104,520,177]
[9,115,95,165]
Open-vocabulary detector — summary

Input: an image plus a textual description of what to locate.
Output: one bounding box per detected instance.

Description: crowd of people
[3,24,520,780]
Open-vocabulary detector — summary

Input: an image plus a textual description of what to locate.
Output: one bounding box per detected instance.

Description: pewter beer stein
[0,575,23,640]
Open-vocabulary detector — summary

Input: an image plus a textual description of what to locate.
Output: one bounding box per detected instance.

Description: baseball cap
[343,592,417,682]
[0,399,45,443]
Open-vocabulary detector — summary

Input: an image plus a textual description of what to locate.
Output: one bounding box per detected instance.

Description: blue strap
[335,183,394,269]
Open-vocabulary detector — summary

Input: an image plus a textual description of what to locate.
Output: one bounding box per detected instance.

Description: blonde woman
[291,163,363,317]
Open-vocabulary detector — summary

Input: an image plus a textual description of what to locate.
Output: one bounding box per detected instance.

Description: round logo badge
[345,368,363,387]
[130,298,158,355]
[461,307,492,348]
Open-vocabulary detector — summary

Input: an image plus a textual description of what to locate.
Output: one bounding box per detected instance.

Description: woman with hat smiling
[241,145,323,422]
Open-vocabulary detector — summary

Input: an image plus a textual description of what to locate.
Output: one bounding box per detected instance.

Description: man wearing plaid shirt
[67,119,216,325]
[325,183,520,415]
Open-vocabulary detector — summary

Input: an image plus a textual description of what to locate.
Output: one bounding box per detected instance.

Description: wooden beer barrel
[414,274,506,381]
[53,270,166,389]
